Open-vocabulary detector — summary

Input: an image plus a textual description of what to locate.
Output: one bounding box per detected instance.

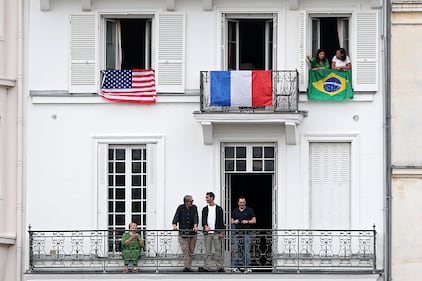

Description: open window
[223,14,276,70]
[299,12,378,92]
[105,18,152,70]
[310,17,350,64]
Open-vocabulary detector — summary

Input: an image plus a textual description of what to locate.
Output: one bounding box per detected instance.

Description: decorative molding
[40,0,50,11]
[0,233,16,245]
[288,0,299,10]
[81,0,92,11]
[165,0,176,11]
[0,77,16,88]
[202,0,213,11]
[392,1,422,12]
[392,166,422,178]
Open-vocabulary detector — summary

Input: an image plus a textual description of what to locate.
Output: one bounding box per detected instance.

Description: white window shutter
[70,14,97,93]
[156,13,185,93]
[310,142,351,229]
[353,12,378,92]
[298,11,307,92]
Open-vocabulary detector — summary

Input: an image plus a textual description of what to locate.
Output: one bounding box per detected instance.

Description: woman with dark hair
[307,49,330,70]
[331,48,352,71]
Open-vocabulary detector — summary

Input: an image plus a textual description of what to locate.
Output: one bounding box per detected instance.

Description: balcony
[193,70,305,145]
[28,228,377,274]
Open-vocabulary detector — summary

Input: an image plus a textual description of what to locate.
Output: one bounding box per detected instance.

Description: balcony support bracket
[200,121,213,145]
[285,122,297,145]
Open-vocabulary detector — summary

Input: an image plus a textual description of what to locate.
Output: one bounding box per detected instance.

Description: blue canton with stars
[102,70,132,89]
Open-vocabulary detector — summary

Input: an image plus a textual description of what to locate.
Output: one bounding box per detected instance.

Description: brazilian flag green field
[307,69,353,101]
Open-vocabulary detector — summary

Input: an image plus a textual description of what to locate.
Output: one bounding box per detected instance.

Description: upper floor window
[105,18,152,70]
[223,14,276,70]
[311,17,349,64]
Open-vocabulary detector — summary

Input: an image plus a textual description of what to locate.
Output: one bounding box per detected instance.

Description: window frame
[100,14,154,71]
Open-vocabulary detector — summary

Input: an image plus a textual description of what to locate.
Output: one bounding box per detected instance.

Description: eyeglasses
[188,200,194,202]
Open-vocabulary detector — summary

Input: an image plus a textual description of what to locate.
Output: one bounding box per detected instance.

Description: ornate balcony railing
[28,227,377,273]
[199,70,299,113]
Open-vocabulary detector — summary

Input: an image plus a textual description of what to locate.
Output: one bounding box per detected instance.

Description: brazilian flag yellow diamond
[312,72,347,96]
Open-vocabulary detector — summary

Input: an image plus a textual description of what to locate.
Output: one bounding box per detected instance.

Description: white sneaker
[232,268,240,273]
[244,268,252,273]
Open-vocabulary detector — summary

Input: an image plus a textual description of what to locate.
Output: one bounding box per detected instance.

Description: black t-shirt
[231,207,255,230]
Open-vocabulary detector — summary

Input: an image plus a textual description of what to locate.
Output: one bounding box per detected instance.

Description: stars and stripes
[100,69,156,103]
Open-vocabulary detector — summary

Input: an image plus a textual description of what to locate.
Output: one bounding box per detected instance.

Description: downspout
[16,0,24,280]
[383,0,392,280]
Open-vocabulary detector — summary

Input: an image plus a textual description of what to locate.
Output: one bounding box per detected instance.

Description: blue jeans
[232,231,252,269]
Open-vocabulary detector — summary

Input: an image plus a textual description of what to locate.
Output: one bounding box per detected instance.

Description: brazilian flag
[307,69,353,101]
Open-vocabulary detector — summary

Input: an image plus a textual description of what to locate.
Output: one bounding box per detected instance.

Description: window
[105,18,152,70]
[310,17,350,63]
[223,14,276,70]
[309,142,351,229]
[107,145,147,251]
[223,144,275,173]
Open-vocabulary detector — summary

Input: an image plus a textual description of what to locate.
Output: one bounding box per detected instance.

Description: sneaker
[217,268,225,272]
[198,267,209,272]
[244,268,252,273]
[232,268,241,273]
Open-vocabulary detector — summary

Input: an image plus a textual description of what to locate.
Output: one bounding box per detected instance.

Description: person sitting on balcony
[331,48,352,71]
[121,222,144,273]
[307,49,330,70]
[172,195,199,272]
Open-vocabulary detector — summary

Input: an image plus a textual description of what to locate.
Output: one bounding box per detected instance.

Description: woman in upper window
[307,49,330,70]
[331,48,352,71]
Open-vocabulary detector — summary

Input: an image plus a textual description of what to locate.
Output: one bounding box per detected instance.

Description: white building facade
[24,0,386,281]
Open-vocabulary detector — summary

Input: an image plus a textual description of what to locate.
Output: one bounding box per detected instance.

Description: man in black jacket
[200,192,225,272]
[172,195,199,272]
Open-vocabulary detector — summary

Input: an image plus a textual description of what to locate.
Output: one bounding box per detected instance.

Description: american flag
[100,69,156,103]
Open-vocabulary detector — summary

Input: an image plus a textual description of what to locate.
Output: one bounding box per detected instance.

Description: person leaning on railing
[307,48,330,71]
[331,48,352,71]
[121,222,144,273]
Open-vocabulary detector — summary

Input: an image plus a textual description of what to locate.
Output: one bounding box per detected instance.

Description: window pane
[225,147,234,158]
[132,162,141,173]
[264,160,274,171]
[108,188,113,199]
[132,188,141,200]
[225,160,234,171]
[115,188,125,199]
[108,162,113,173]
[116,149,125,160]
[108,149,114,160]
[253,147,262,158]
[264,147,274,158]
[108,175,114,186]
[132,149,142,160]
[236,160,246,171]
[115,215,125,226]
[142,188,146,199]
[236,147,246,158]
[108,201,113,212]
[116,201,125,212]
[253,160,263,171]
[132,215,141,226]
[115,175,125,186]
[116,162,125,173]
[106,21,116,70]
[108,215,113,225]
[132,175,141,186]
[143,162,147,173]
[132,202,141,212]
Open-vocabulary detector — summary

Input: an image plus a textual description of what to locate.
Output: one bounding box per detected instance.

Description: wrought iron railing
[28,227,377,273]
[199,70,299,113]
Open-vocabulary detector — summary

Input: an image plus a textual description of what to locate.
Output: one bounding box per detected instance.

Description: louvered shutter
[298,11,307,91]
[156,13,185,93]
[70,14,97,93]
[310,142,351,229]
[353,12,378,91]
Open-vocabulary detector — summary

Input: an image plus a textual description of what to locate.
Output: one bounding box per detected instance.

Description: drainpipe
[16,0,24,280]
[382,0,392,280]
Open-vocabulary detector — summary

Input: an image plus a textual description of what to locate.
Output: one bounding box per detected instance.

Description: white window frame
[220,13,277,71]
[94,135,165,233]
[100,14,155,71]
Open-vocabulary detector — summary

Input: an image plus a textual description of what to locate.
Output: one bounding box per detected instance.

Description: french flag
[209,70,272,107]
